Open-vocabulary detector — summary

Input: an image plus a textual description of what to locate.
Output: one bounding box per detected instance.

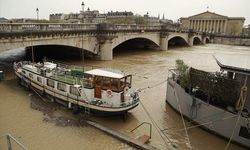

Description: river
[0,44,249,150]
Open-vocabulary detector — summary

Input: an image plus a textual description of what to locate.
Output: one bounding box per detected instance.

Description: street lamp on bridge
[36,8,39,21]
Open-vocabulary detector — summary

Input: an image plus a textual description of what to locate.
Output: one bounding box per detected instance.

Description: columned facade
[180,11,245,35]
[188,19,228,33]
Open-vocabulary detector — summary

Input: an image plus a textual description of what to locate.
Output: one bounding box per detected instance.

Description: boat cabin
[214,54,250,114]
[84,69,132,98]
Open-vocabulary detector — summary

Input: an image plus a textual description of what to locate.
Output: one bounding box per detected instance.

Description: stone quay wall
[212,36,250,46]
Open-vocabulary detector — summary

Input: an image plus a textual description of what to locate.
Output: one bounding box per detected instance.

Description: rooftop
[214,54,250,75]
[85,68,129,78]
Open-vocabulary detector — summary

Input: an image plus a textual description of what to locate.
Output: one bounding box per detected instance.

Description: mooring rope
[173,84,192,149]
[137,79,168,92]
[138,100,177,149]
[225,85,248,150]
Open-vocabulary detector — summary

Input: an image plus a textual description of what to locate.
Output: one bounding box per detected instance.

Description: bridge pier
[160,37,168,51]
[202,38,206,44]
[188,38,194,47]
[100,41,113,60]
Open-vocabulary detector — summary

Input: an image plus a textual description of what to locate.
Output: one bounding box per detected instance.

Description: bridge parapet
[0,23,183,33]
[0,23,98,33]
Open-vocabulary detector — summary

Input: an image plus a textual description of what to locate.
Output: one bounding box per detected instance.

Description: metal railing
[130,122,152,139]
[1,134,28,150]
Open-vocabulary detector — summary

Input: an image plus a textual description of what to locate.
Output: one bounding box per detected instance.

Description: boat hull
[166,79,250,148]
[16,72,139,116]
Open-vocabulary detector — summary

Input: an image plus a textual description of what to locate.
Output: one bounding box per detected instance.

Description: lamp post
[36,8,39,21]
[81,2,85,23]
[81,2,85,12]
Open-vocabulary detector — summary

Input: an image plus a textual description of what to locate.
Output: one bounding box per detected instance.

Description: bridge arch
[193,36,202,45]
[112,37,159,50]
[111,33,160,50]
[26,44,96,53]
[25,44,97,61]
[167,35,189,48]
[0,35,98,54]
[202,36,211,44]
[205,37,211,43]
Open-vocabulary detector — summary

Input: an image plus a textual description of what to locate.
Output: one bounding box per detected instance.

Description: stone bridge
[0,23,210,60]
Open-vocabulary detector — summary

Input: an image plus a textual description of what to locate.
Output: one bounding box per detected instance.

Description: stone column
[193,20,195,30]
[202,20,205,32]
[189,20,192,29]
[197,20,200,31]
[212,20,216,33]
[192,20,194,30]
[210,20,213,32]
[208,20,211,32]
[193,20,195,29]
[214,20,218,32]
[218,20,220,32]
[218,20,221,33]
[196,20,199,30]
[200,20,203,31]
[221,20,224,33]
[190,20,192,29]
[194,20,197,30]
[216,20,219,32]
[224,20,228,33]
[205,20,208,32]
[204,20,206,32]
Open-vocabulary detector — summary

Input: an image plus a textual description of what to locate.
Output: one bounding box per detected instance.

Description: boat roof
[214,54,250,75]
[85,68,129,79]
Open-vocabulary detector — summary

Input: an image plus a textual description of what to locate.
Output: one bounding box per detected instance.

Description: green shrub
[175,59,190,89]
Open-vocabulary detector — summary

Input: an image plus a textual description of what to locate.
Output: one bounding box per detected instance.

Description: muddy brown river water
[0,44,250,150]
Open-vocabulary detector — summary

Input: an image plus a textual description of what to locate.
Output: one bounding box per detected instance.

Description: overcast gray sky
[0,0,249,25]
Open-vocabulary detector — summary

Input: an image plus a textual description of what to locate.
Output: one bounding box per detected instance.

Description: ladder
[130,122,152,144]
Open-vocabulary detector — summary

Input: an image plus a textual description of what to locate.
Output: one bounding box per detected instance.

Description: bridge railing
[114,24,162,31]
[0,23,178,33]
[0,23,198,34]
[0,23,98,32]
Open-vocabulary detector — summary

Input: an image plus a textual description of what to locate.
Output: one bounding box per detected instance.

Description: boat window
[111,78,119,92]
[102,77,111,90]
[83,75,93,88]
[29,73,33,79]
[95,76,102,86]
[37,76,42,83]
[119,78,126,91]
[70,86,80,96]
[58,82,66,92]
[239,126,250,139]
[47,79,55,88]
[126,75,132,88]
[22,70,26,74]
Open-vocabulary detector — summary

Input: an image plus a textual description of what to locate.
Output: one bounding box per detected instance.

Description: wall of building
[226,19,245,35]
[180,19,189,30]
[180,11,245,35]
